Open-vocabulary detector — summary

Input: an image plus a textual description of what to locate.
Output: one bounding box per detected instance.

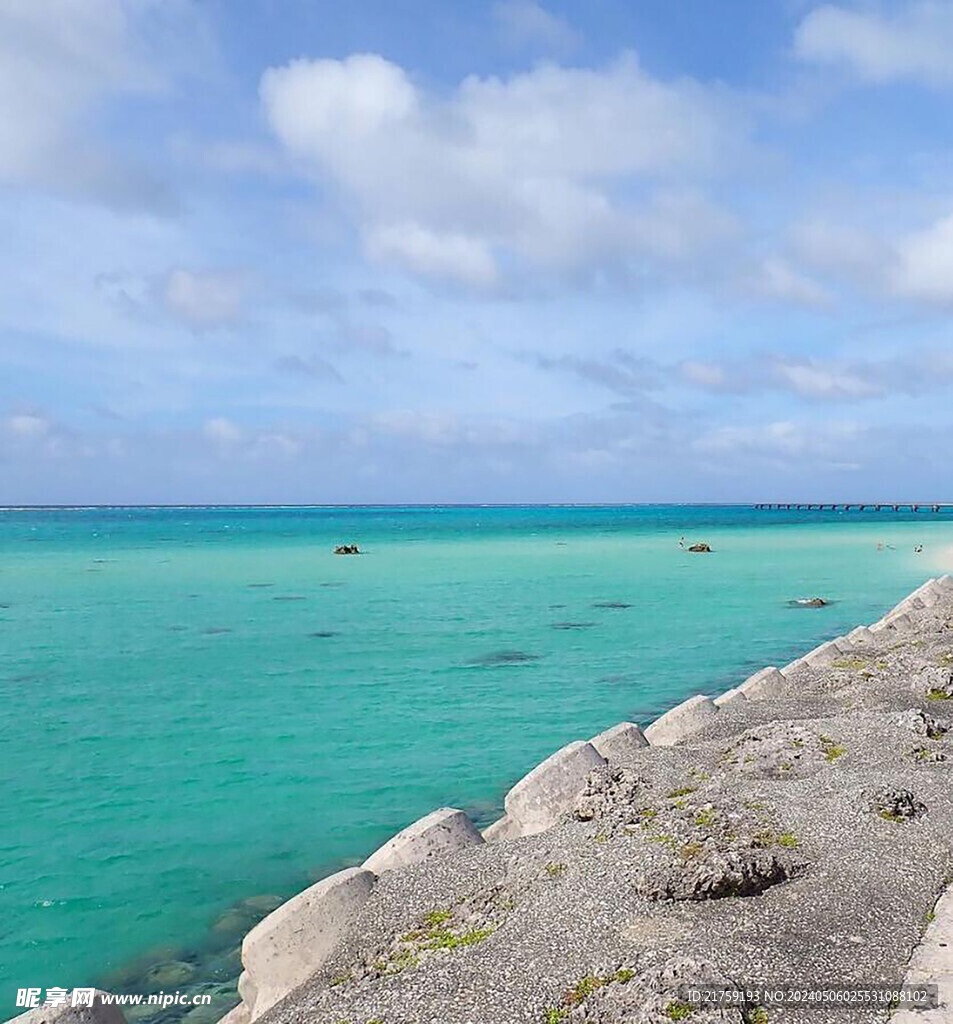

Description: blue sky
[3,0,953,504]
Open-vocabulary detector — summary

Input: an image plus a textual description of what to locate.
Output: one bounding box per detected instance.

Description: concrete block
[503,740,605,837]
[5,994,126,1024]
[644,695,719,747]
[241,867,375,1018]
[739,666,787,698]
[935,574,953,592]
[481,815,520,843]
[781,657,806,676]
[803,640,844,669]
[884,612,914,631]
[216,1006,249,1024]
[713,687,747,707]
[846,625,875,645]
[362,807,483,875]
[237,972,256,1016]
[589,721,648,760]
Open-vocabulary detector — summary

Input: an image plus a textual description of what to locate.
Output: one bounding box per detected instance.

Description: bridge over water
[755,503,953,512]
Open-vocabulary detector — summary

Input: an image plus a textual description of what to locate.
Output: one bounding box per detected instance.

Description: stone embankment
[15,575,953,1024]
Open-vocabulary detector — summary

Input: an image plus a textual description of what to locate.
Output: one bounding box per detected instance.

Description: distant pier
[754,502,953,512]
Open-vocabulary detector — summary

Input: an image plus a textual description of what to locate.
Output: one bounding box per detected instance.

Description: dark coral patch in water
[552,621,596,630]
[309,631,339,638]
[247,583,274,588]
[468,650,541,666]
[273,595,307,602]
[592,601,633,609]
[203,627,232,635]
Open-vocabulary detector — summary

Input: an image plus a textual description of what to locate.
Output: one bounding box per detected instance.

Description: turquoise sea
[2,505,952,1016]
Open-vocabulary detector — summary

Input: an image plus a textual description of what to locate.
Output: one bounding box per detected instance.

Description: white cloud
[773,360,882,400]
[203,417,243,443]
[365,223,498,288]
[0,0,208,205]
[5,413,51,437]
[692,419,863,468]
[795,2,953,86]
[493,0,579,53]
[260,52,746,288]
[754,257,831,308]
[163,269,248,328]
[893,212,953,304]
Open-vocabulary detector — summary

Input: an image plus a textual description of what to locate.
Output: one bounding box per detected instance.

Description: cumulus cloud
[162,269,248,328]
[795,2,953,86]
[892,212,953,304]
[260,52,747,288]
[493,0,579,53]
[0,0,207,208]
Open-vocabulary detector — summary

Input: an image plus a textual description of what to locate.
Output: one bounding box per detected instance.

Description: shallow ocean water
[1,504,951,1013]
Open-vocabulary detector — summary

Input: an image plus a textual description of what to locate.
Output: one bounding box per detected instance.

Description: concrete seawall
[14,576,951,1024]
[208,574,953,1023]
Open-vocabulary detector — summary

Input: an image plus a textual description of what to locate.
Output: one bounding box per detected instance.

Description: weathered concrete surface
[713,687,747,708]
[481,815,520,843]
[251,576,953,1024]
[241,867,376,1018]
[846,625,876,645]
[5,995,126,1024]
[589,721,648,760]
[362,808,483,875]
[215,1005,250,1024]
[802,639,845,669]
[738,666,787,698]
[644,694,718,746]
[237,971,257,1015]
[503,740,605,837]
[894,885,953,1023]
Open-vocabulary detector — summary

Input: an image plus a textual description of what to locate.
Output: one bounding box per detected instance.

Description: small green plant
[666,785,696,799]
[593,831,609,843]
[424,909,452,927]
[777,832,799,848]
[329,972,351,986]
[820,735,846,762]
[694,809,716,826]
[748,1008,769,1024]
[926,689,953,701]
[927,910,936,922]
[832,657,867,670]
[639,807,658,819]
[878,809,906,824]
[664,1001,694,1020]
[544,862,566,878]
[423,927,493,950]
[680,841,704,861]
[645,832,678,849]
[543,1010,568,1024]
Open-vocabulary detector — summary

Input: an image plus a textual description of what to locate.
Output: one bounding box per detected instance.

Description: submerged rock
[333,544,361,555]
[790,597,829,608]
[687,542,712,553]
[468,650,541,666]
